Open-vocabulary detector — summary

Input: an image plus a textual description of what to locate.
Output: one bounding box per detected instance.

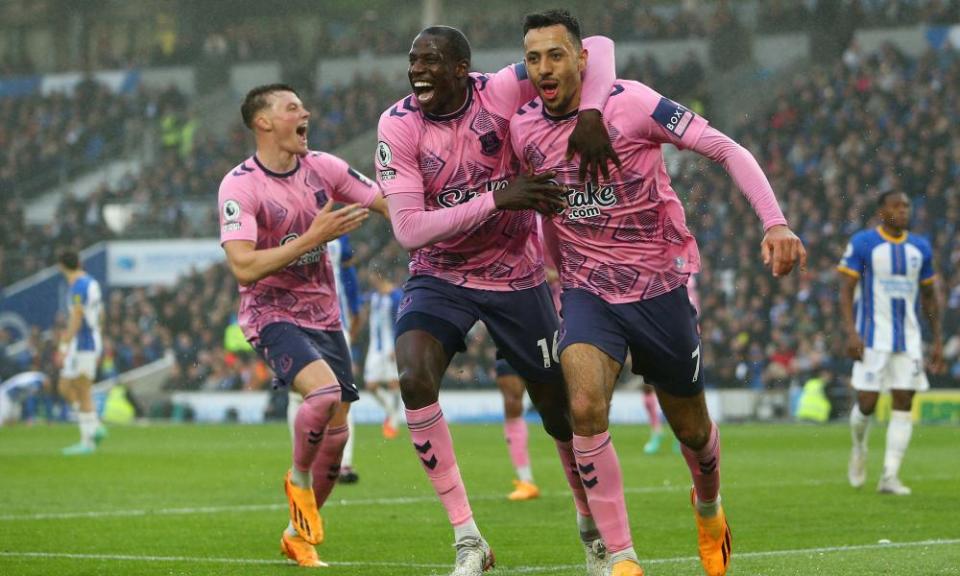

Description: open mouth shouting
[539,79,559,101]
[296,121,308,146]
[412,81,435,105]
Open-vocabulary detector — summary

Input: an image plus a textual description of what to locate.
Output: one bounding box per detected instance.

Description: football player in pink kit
[218,83,388,567]
[512,11,807,576]
[377,25,619,576]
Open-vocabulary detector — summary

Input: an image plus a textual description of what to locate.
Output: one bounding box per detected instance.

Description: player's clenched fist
[761,224,807,278]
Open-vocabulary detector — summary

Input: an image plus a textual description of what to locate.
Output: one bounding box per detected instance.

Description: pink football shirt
[376,38,615,291]
[511,80,786,304]
[218,152,379,342]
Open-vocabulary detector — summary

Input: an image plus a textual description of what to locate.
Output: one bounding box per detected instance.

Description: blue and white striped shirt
[838,227,935,356]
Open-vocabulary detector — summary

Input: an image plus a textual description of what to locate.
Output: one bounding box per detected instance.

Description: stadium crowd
[3,0,958,75]
[0,74,399,287]
[4,33,960,412]
[0,82,185,204]
[688,40,960,391]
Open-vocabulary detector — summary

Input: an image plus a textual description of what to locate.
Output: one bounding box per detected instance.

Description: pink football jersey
[375,37,615,291]
[376,67,543,290]
[218,152,379,342]
[511,80,705,303]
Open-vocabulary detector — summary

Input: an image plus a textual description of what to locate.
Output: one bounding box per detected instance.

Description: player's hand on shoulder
[494,170,564,215]
[307,202,370,245]
[761,224,807,278]
[566,109,622,185]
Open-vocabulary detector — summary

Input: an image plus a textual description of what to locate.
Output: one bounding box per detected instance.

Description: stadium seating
[3,9,960,401]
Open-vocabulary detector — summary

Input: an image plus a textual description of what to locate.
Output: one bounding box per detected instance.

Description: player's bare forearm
[349,314,363,342]
[920,282,942,344]
[223,240,314,286]
[62,307,82,346]
[838,274,859,338]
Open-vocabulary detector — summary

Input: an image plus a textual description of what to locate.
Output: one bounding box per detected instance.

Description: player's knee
[890,393,914,412]
[674,422,710,450]
[398,368,439,407]
[857,397,878,415]
[503,397,524,418]
[568,396,608,435]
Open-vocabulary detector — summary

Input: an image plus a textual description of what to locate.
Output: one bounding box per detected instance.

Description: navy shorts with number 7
[559,286,704,397]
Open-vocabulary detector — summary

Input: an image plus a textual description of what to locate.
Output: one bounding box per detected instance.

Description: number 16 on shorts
[537,331,560,368]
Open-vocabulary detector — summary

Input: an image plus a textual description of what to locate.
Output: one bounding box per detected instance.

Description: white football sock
[883,410,913,480]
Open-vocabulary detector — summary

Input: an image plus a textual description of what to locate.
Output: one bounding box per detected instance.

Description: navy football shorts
[255,322,358,402]
[396,275,562,385]
[559,286,703,397]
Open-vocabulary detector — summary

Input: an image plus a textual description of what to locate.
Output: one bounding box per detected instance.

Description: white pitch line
[2,473,955,523]
[1,539,957,573]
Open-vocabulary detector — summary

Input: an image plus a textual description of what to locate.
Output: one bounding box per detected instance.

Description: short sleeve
[838,237,864,278]
[376,114,424,197]
[218,174,259,245]
[919,240,935,284]
[70,280,87,305]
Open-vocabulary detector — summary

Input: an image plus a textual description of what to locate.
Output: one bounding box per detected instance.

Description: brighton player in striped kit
[363,269,404,439]
[838,190,944,495]
[56,250,107,456]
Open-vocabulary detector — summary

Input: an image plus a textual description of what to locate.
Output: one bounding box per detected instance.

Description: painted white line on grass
[1,538,957,573]
[0,551,448,569]
[2,473,955,523]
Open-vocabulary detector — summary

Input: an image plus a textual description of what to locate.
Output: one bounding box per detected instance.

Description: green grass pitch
[0,422,958,575]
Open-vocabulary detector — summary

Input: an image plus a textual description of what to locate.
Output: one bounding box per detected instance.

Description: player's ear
[455,59,469,79]
[578,47,587,74]
[253,111,271,132]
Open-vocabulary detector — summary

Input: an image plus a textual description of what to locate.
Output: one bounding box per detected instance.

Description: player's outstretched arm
[691,125,805,276]
[920,280,945,373]
[223,203,369,285]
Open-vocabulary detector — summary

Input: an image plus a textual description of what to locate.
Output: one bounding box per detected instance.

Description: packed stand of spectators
[621,52,710,114]
[220,0,960,59]
[99,263,271,394]
[0,80,185,204]
[9,40,960,398]
[685,41,960,391]
[0,74,398,287]
[760,0,960,34]
[4,1,960,76]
